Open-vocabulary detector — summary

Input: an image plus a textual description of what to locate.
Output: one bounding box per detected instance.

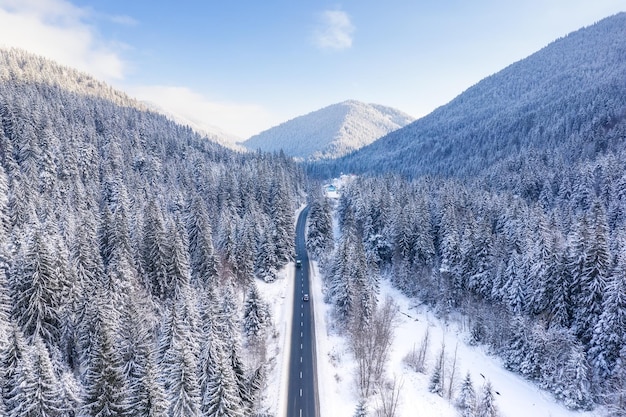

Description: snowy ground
[311,263,604,417]
[255,264,293,417]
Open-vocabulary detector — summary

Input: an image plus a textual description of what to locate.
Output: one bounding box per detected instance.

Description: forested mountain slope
[0,48,304,416]
[243,100,413,160]
[313,12,626,179]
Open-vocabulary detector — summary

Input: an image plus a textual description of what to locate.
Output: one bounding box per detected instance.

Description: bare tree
[403,326,430,373]
[375,376,403,417]
[351,296,399,396]
[447,343,459,400]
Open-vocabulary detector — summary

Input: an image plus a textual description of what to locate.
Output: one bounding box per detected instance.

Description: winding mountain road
[286,207,319,417]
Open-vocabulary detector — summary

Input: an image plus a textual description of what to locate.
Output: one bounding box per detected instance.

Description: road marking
[301,331,303,337]
[300,388,302,397]
[300,343,303,349]
[301,312,303,317]
[300,356,302,363]
[301,321,303,327]
[300,409,302,417]
[300,371,302,379]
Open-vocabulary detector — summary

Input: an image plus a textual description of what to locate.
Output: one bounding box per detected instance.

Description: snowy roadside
[255,205,305,417]
[256,265,293,417]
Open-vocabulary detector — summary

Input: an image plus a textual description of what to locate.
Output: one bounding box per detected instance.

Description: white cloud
[0,0,127,80]
[108,14,138,26]
[130,85,276,140]
[312,9,355,50]
[0,0,276,141]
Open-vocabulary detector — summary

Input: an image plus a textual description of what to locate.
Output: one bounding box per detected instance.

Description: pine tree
[12,227,61,346]
[439,202,461,279]
[575,201,609,344]
[168,217,192,300]
[243,284,268,342]
[429,346,445,397]
[0,164,10,241]
[81,304,127,417]
[186,195,219,291]
[162,296,201,417]
[2,325,29,416]
[254,225,278,283]
[142,200,172,301]
[233,216,255,289]
[119,294,167,417]
[589,250,626,383]
[353,397,368,417]
[503,249,527,316]
[457,372,477,417]
[476,381,498,417]
[307,193,334,258]
[467,219,494,300]
[562,343,593,411]
[270,179,295,266]
[200,339,243,417]
[7,337,65,417]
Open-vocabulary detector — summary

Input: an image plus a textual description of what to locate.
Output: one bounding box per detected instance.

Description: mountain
[242,100,414,160]
[316,13,626,180]
[0,48,245,151]
[0,48,304,416]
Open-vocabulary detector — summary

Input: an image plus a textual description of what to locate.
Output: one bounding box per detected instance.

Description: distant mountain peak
[242,100,414,160]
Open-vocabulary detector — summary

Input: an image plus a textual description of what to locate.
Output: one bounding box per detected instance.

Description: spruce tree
[589,252,626,382]
[243,284,268,342]
[186,195,219,291]
[476,381,498,417]
[200,339,243,417]
[12,227,61,346]
[457,372,477,417]
[142,200,171,301]
[81,305,127,417]
[7,337,64,417]
[353,398,368,417]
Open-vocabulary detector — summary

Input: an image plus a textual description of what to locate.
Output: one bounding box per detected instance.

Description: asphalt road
[287,207,319,417]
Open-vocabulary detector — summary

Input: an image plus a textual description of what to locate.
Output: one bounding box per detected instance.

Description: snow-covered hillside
[242,100,414,160]
[319,12,626,179]
[312,273,600,417]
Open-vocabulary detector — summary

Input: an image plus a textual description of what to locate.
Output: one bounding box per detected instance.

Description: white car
[303,294,309,301]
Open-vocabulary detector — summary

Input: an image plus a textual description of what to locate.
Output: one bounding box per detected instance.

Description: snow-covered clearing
[311,264,602,417]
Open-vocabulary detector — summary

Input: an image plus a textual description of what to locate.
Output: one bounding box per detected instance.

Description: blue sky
[1,0,625,138]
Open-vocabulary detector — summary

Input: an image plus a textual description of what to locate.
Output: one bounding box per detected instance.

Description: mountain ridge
[316,12,626,180]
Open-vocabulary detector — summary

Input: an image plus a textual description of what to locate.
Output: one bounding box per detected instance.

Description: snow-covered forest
[0,48,305,416]
[308,165,626,414]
